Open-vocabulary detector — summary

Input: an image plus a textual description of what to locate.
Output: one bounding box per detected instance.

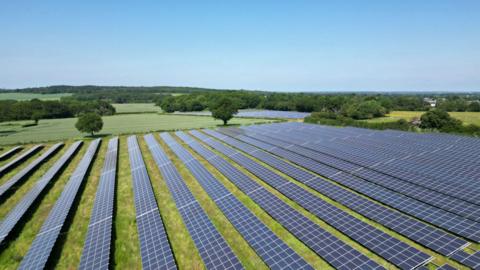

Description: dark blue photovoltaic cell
[79,137,118,270]
[162,132,312,270]
[207,128,467,257]
[189,130,432,270]
[19,139,100,270]
[127,136,176,270]
[0,141,82,246]
[0,143,63,200]
[0,145,44,177]
[232,125,480,243]
[144,134,243,270]
[0,146,22,161]
[181,131,384,270]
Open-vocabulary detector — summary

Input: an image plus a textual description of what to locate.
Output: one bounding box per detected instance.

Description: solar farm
[0,122,479,270]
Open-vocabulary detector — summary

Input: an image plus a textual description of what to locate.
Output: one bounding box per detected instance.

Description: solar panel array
[18,139,100,270]
[162,132,313,270]
[208,128,468,257]
[234,124,480,243]
[0,141,82,246]
[0,145,44,177]
[183,131,383,270]
[0,146,22,161]
[127,136,176,270]
[79,137,118,270]
[0,143,63,200]
[144,134,244,270]
[248,124,480,223]
[189,130,432,269]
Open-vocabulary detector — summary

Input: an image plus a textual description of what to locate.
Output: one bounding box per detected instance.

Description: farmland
[0,114,272,145]
[0,122,478,269]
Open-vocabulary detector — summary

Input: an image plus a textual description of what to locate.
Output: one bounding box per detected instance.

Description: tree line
[0,99,115,123]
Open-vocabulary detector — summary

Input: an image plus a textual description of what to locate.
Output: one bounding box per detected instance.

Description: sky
[1,1,479,92]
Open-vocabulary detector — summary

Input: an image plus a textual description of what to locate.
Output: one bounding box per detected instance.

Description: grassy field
[0,93,71,100]
[366,111,480,125]
[112,103,162,114]
[0,131,473,269]
[0,114,272,145]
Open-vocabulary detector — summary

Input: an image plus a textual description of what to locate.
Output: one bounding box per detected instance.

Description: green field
[0,92,72,100]
[366,111,480,125]
[112,103,162,113]
[0,114,272,145]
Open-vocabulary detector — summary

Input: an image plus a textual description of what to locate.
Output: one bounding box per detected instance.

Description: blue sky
[1,1,479,91]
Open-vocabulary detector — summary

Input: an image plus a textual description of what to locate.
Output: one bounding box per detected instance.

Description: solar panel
[0,146,22,161]
[162,132,312,270]
[233,127,480,243]
[0,143,63,201]
[144,134,244,270]
[180,131,384,270]
[189,130,432,270]
[209,128,468,257]
[18,139,100,270]
[79,137,118,270]
[436,264,457,270]
[0,141,82,246]
[0,145,44,177]
[127,136,176,270]
[450,250,480,269]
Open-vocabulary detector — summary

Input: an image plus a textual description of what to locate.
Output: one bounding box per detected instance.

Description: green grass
[0,93,71,100]
[112,103,162,114]
[366,111,480,125]
[0,114,272,145]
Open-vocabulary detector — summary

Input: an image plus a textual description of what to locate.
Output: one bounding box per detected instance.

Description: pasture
[0,122,478,269]
[0,114,272,145]
[112,103,162,114]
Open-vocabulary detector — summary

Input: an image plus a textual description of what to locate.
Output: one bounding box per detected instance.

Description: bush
[419,109,462,131]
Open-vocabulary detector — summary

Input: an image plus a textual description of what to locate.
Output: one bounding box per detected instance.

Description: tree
[341,100,386,120]
[467,101,480,112]
[419,109,462,131]
[31,111,43,125]
[210,97,238,125]
[75,113,103,136]
[159,96,177,113]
